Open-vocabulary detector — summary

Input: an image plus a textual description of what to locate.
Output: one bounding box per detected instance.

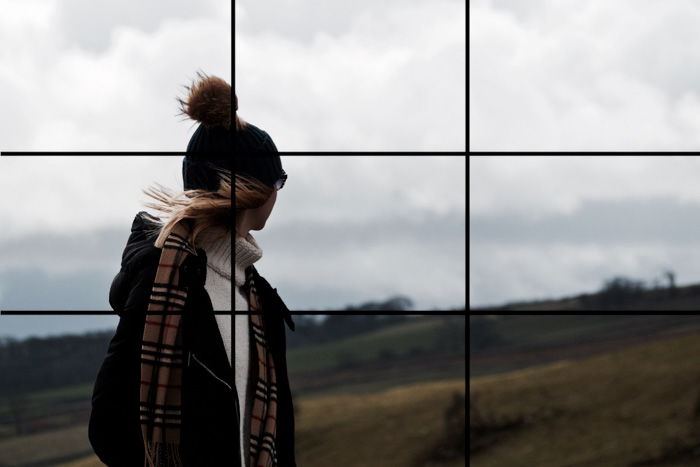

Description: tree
[665,270,677,298]
[596,276,647,309]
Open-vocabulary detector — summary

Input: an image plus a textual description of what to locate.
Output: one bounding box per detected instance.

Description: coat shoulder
[109,211,206,315]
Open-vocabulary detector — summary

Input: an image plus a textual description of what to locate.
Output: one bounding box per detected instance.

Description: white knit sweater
[201,229,262,467]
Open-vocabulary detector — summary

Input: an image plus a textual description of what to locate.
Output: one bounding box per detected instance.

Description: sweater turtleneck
[234,232,263,288]
[199,229,232,284]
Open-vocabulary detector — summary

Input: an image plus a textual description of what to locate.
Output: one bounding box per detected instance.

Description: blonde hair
[141,169,276,249]
[142,169,232,249]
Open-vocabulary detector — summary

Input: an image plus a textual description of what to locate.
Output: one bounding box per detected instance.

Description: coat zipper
[189,352,240,427]
[190,353,232,390]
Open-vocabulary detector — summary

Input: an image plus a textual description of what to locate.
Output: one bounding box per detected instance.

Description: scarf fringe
[144,440,183,467]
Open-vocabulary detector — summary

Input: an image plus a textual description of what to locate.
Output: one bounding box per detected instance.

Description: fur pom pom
[178,71,231,129]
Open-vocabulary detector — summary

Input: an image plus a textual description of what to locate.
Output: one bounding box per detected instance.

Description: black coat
[88,211,297,466]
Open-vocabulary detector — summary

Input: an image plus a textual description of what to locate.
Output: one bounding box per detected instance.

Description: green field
[471,331,700,466]
[474,315,700,349]
[287,315,462,373]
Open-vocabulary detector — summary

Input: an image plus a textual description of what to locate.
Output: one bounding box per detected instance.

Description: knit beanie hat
[179,72,284,191]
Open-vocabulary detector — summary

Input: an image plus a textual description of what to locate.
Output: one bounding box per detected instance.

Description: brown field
[471,331,700,467]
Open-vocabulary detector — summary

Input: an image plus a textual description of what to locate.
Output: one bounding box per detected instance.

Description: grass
[470,331,700,467]
[287,315,463,373]
[477,315,700,350]
[0,382,94,417]
[0,424,93,467]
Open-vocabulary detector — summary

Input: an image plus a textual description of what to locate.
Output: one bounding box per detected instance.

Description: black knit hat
[179,72,284,191]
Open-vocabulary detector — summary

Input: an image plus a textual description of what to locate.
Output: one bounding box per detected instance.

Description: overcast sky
[470,0,700,150]
[0,1,466,338]
[470,156,700,308]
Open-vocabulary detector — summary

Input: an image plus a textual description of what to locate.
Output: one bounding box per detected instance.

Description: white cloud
[237,0,465,151]
[1,0,463,151]
[0,155,465,243]
[275,156,466,227]
[470,0,700,150]
[0,0,230,151]
[0,156,182,241]
[470,156,700,218]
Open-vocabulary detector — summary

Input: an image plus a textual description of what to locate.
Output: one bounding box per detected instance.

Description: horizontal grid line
[1,151,466,157]
[470,151,700,156]
[0,310,466,316]
[1,152,188,156]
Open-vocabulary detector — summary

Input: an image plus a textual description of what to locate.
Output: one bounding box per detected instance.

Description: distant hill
[471,331,700,467]
[472,282,700,311]
[470,315,700,377]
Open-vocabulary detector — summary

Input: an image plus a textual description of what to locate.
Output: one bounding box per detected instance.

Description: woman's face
[246,189,277,231]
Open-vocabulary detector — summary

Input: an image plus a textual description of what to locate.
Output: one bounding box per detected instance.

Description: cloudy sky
[470,156,700,308]
[470,0,700,150]
[0,1,465,339]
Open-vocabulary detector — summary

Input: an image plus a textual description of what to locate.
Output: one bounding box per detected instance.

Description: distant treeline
[473,271,692,311]
[287,295,414,348]
[0,331,111,398]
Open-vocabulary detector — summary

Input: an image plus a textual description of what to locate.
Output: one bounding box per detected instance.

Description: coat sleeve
[89,259,158,466]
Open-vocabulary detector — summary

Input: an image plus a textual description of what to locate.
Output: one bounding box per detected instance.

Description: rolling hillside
[470,314,700,377]
[471,331,700,467]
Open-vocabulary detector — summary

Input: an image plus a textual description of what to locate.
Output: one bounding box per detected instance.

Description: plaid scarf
[244,267,279,467]
[139,222,195,467]
[139,222,279,467]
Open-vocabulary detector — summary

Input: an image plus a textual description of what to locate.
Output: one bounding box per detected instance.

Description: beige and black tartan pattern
[139,222,196,467]
[244,270,279,467]
[138,219,279,466]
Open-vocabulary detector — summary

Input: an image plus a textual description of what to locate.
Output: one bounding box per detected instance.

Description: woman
[88,73,296,466]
